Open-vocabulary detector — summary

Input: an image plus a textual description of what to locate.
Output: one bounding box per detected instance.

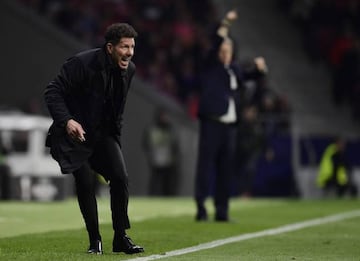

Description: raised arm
[217,9,238,39]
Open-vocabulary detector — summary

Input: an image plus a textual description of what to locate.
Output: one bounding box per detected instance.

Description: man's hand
[66,119,86,142]
[218,9,238,38]
[254,56,268,73]
[225,9,238,22]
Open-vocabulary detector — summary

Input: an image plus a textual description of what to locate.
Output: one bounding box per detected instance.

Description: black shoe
[195,213,208,221]
[113,235,144,254]
[87,240,103,255]
[215,216,229,222]
[215,214,229,222]
[195,205,208,221]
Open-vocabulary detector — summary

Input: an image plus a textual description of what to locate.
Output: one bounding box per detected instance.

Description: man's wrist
[221,19,231,27]
[59,117,73,129]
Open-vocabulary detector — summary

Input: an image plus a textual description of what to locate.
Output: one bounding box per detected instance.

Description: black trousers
[72,136,130,241]
[195,119,237,219]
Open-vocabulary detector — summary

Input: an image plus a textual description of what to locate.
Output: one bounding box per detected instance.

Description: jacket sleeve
[44,56,85,127]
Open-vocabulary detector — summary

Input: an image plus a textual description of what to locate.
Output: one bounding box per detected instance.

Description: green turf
[0,197,359,260]
[166,216,360,261]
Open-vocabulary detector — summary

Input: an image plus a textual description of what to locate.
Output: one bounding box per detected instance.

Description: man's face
[106,37,135,69]
[218,40,233,66]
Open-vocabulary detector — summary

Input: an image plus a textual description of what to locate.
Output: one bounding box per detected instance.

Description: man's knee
[109,175,128,188]
[73,171,97,190]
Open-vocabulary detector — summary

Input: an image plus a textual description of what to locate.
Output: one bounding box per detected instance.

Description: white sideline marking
[126,210,360,261]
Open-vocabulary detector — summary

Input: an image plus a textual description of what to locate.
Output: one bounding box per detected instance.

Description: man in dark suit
[195,10,267,221]
[195,10,241,222]
[44,23,144,255]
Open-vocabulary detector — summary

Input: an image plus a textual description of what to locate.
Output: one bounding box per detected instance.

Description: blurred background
[1,0,360,201]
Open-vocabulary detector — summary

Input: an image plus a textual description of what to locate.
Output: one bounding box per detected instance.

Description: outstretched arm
[217,9,238,38]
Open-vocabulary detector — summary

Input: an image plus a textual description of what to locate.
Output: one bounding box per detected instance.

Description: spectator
[142,108,180,196]
[317,137,358,198]
[235,105,271,198]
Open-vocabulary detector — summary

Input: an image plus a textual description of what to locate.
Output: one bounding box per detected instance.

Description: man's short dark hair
[105,23,138,45]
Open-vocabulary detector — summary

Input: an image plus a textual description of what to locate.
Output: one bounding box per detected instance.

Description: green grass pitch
[0,197,359,260]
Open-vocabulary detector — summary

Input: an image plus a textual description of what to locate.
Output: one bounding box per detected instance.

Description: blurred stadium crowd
[19,0,216,111]
[18,0,290,135]
[279,0,360,121]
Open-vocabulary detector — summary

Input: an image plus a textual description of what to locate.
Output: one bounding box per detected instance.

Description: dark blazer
[197,31,244,120]
[197,62,244,120]
[44,47,135,174]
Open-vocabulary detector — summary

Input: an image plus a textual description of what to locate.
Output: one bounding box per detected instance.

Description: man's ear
[106,43,113,54]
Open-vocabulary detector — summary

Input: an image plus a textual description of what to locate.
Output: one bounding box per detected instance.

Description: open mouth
[119,58,130,68]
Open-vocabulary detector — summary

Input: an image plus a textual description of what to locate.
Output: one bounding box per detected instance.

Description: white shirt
[219,66,238,123]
